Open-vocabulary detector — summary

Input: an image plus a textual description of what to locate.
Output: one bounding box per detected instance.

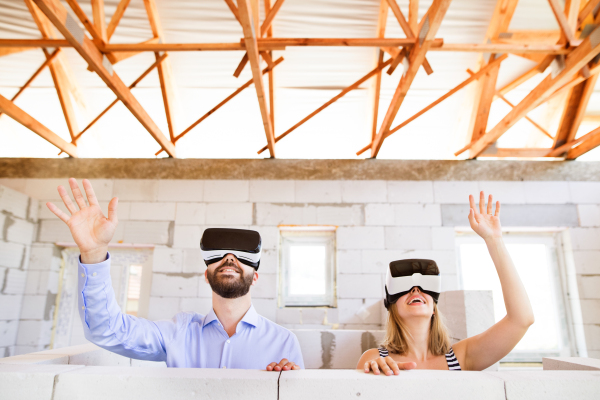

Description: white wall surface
[0,178,599,358]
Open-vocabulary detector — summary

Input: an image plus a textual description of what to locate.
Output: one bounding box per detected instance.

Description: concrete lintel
[1,159,600,181]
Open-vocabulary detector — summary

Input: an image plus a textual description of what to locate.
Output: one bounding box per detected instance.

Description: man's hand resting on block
[266,358,300,371]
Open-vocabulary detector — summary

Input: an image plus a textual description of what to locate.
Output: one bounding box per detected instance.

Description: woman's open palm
[468,191,501,240]
[46,178,118,257]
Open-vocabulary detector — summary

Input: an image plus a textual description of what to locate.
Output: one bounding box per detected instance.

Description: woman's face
[395,287,435,320]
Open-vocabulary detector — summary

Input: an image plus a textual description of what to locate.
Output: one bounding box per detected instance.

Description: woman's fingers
[69,178,87,210]
[386,357,400,375]
[487,194,493,215]
[46,202,70,223]
[57,185,78,215]
[469,194,477,214]
[495,201,501,217]
[479,191,485,214]
[377,358,392,376]
[370,360,380,375]
[82,179,100,206]
[398,361,417,370]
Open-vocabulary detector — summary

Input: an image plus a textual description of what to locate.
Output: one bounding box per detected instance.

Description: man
[47,178,303,370]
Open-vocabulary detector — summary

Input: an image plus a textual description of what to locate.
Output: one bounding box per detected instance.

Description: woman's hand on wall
[468,191,502,241]
[46,178,118,264]
[362,356,416,376]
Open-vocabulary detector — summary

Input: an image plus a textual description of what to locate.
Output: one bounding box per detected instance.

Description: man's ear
[204,268,208,283]
[251,271,259,286]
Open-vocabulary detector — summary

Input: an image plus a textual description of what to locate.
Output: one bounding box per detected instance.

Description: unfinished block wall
[0,185,38,357]
[0,175,599,358]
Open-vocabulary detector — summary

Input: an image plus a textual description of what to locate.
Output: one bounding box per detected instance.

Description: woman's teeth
[408,298,424,304]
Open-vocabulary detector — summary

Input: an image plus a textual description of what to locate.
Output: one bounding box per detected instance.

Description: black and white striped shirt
[377,347,462,371]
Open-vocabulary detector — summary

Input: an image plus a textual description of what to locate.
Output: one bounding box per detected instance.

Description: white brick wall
[3,178,600,359]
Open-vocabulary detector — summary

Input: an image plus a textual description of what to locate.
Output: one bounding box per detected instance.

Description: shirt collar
[202,304,259,329]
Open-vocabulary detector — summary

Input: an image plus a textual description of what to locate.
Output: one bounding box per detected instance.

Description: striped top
[377,347,462,371]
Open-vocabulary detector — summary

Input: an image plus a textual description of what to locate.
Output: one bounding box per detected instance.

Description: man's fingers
[486,194,493,214]
[107,197,119,223]
[468,208,476,227]
[82,179,99,206]
[46,202,70,223]
[282,362,296,371]
[291,364,300,370]
[68,178,87,210]
[266,362,277,371]
[58,185,78,214]
[495,201,501,217]
[386,357,400,375]
[479,191,485,214]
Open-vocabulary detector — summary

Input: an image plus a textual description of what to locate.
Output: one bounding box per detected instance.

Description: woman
[357,192,534,374]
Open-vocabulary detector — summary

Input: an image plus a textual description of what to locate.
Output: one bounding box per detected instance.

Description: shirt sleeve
[287,332,305,369]
[79,252,175,362]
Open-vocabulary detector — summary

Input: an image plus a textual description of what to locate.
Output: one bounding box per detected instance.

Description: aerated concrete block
[523,182,571,204]
[394,204,441,226]
[387,181,434,203]
[341,181,387,203]
[205,202,253,225]
[543,357,600,370]
[433,181,479,204]
[478,181,526,204]
[279,370,505,400]
[384,227,432,250]
[486,370,600,400]
[113,180,157,201]
[123,221,172,245]
[0,294,22,320]
[147,297,180,320]
[249,180,295,202]
[570,182,600,203]
[129,202,176,221]
[295,181,342,203]
[441,204,579,227]
[150,273,198,297]
[255,203,316,225]
[337,274,382,299]
[0,241,26,268]
[204,180,249,202]
[37,219,73,243]
[438,290,495,342]
[0,185,29,219]
[365,204,394,226]
[0,364,84,400]
[175,203,206,225]
[0,353,68,365]
[316,205,362,226]
[578,205,600,227]
[5,218,35,245]
[52,367,279,400]
[152,247,183,273]
[157,180,203,202]
[337,227,384,250]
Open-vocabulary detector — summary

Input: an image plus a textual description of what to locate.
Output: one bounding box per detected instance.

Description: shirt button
[81,273,85,277]
[82,306,85,310]
[222,366,226,369]
[226,340,230,344]
[92,272,97,277]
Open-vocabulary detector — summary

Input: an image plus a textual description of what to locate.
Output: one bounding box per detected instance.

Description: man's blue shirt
[78,253,304,369]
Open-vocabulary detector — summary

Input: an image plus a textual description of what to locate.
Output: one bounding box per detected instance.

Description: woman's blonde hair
[381,301,451,356]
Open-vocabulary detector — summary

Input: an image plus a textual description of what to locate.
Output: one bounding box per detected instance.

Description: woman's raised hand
[46,178,118,264]
[363,356,416,376]
[468,191,501,241]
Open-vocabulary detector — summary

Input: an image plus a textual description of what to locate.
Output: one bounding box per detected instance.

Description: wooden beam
[91,0,107,42]
[356,54,508,156]
[0,93,78,157]
[73,54,168,143]
[64,0,105,48]
[33,0,176,156]
[553,72,599,147]
[567,125,600,158]
[578,0,600,26]
[430,43,568,53]
[264,0,276,132]
[247,37,433,47]
[0,49,60,118]
[258,56,395,155]
[548,124,600,156]
[143,0,178,143]
[409,0,419,33]
[468,55,502,143]
[548,0,578,46]
[371,0,389,141]
[107,0,132,40]
[370,0,452,157]
[566,0,582,34]
[223,0,241,23]
[261,0,285,36]
[0,39,71,47]
[258,56,398,155]
[497,63,543,95]
[496,30,562,43]
[0,47,33,57]
[238,0,276,157]
[468,25,600,158]
[110,37,160,64]
[386,0,433,74]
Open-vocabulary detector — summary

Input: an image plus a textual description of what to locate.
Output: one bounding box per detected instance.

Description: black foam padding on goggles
[200,228,262,270]
[384,259,440,309]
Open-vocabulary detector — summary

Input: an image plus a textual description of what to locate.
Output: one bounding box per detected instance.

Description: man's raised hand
[46,178,118,264]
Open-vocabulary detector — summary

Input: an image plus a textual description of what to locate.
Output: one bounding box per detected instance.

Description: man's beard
[206,260,254,299]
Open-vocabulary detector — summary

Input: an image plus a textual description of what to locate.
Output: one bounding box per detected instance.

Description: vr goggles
[200,228,262,270]
[384,259,441,309]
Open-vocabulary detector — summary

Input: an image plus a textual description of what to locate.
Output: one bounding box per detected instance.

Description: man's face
[205,254,257,299]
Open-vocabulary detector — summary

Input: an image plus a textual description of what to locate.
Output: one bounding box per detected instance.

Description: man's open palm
[46,178,118,263]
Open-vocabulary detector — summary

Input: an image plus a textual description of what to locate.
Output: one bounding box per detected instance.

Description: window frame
[278,227,337,308]
[455,231,574,362]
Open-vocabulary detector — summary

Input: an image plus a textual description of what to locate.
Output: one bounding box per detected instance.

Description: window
[279,227,336,307]
[456,233,574,362]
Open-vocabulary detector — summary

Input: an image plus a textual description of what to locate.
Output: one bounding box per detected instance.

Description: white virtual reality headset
[200,228,262,270]
[384,259,442,309]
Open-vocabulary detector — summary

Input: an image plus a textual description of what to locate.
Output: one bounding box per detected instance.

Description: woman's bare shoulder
[357,348,381,364]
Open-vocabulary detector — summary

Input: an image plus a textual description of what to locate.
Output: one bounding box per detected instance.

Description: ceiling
[0,0,599,160]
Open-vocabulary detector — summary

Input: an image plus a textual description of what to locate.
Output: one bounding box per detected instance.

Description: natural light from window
[289,245,327,296]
